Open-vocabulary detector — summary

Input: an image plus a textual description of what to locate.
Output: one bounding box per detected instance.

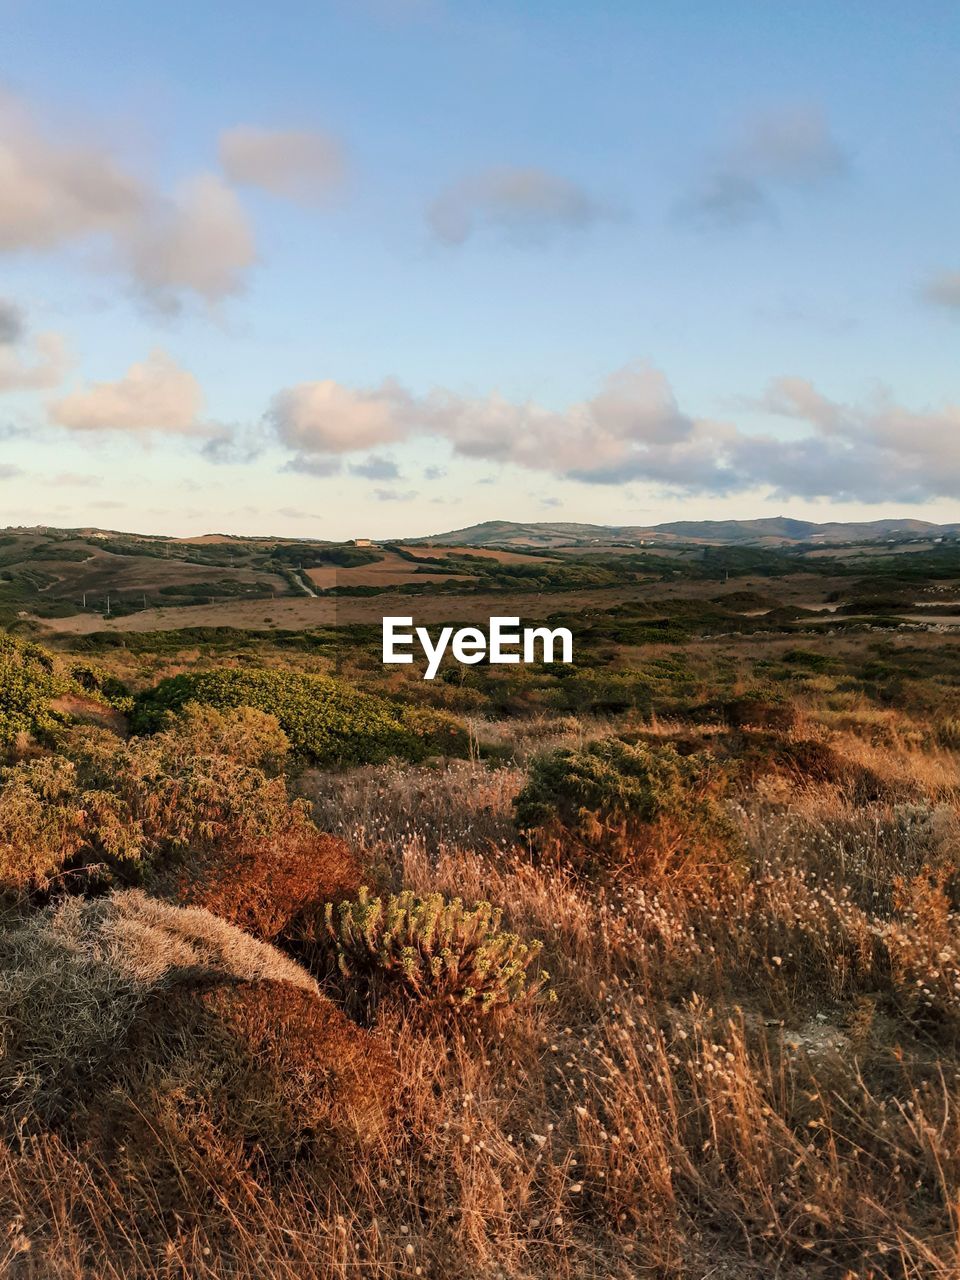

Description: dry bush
[0,890,318,1123]
[94,979,395,1175]
[733,729,887,799]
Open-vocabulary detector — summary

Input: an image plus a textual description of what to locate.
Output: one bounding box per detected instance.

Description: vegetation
[2,539,960,1276]
[131,667,468,764]
[0,632,69,747]
[0,707,360,920]
[514,737,730,874]
[311,886,552,1013]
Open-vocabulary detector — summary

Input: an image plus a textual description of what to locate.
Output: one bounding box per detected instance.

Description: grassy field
[2,533,960,1276]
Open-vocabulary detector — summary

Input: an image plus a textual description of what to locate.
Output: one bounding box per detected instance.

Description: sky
[0,0,958,540]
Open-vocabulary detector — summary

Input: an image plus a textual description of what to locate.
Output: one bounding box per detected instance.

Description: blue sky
[0,0,958,538]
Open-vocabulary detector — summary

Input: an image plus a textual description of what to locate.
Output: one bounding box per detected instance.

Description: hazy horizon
[7,510,959,546]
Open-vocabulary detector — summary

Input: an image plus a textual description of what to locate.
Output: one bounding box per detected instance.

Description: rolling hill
[410,516,960,548]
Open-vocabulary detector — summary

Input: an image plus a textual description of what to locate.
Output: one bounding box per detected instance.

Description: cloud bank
[266,361,960,503]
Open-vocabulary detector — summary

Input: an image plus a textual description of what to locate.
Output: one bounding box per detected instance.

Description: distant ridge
[409,516,960,548]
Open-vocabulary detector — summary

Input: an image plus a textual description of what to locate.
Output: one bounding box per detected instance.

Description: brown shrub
[0,891,318,1124]
[0,720,361,935]
[719,692,798,731]
[735,731,886,799]
[151,828,362,940]
[93,979,395,1175]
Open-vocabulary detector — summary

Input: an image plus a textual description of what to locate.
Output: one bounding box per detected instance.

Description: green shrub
[782,648,835,673]
[314,887,551,1013]
[514,738,729,868]
[0,633,69,748]
[131,668,468,765]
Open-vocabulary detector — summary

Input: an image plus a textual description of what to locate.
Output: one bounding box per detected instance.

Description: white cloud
[0,91,144,251]
[428,166,611,246]
[126,174,256,310]
[49,349,204,434]
[219,126,344,205]
[924,270,960,311]
[678,105,850,229]
[269,378,413,453]
[0,93,256,307]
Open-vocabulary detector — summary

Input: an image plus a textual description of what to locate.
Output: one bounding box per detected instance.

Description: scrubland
[1,611,960,1278]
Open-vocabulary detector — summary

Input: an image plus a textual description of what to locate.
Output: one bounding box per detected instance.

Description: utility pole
[106,593,111,617]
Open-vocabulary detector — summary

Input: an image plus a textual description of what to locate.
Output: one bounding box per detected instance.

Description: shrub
[0,632,69,749]
[151,827,361,941]
[735,731,884,798]
[0,890,316,1123]
[131,667,468,765]
[96,984,393,1190]
[718,686,798,731]
[309,886,552,1014]
[782,648,834,673]
[151,700,291,774]
[514,738,729,870]
[0,751,137,897]
[0,718,360,922]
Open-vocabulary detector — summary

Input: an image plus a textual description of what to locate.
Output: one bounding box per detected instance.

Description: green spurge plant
[322,887,551,1011]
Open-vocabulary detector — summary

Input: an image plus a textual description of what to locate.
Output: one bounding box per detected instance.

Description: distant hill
[410,516,960,548]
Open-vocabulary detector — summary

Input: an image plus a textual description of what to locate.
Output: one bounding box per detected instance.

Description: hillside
[413,516,960,548]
